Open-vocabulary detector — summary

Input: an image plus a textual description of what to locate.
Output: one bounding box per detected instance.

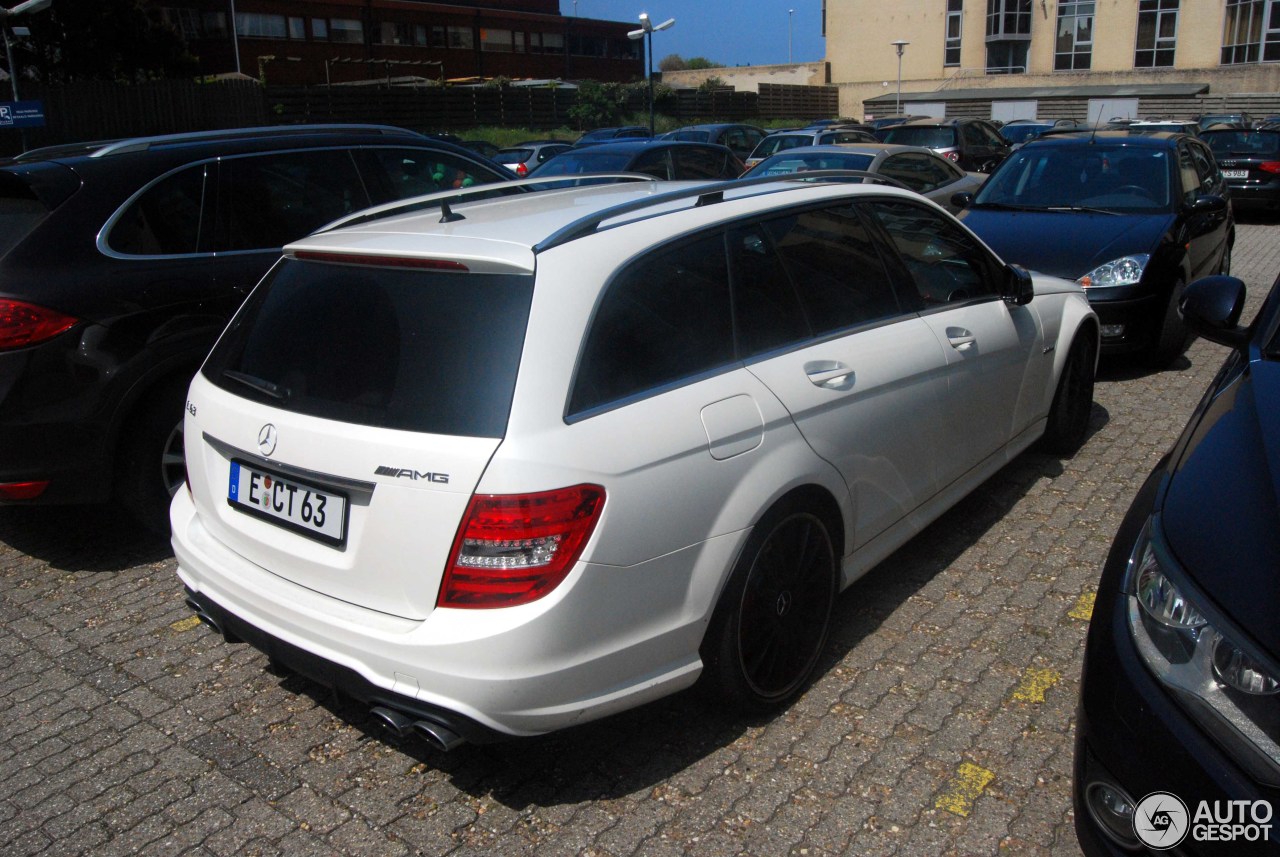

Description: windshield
[1203,130,1280,157]
[1001,124,1051,144]
[974,145,1172,212]
[532,150,633,175]
[752,152,874,176]
[881,126,956,149]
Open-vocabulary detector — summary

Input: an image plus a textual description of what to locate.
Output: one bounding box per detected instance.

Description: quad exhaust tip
[371,706,466,751]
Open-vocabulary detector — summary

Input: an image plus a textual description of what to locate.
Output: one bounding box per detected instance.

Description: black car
[658,123,766,159]
[958,131,1233,366]
[0,125,511,531]
[1074,272,1280,856]
[1202,127,1280,211]
[526,140,744,181]
[878,117,1011,172]
[574,126,652,146]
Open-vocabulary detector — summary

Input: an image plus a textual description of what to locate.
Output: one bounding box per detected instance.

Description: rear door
[735,202,950,550]
[190,257,534,619]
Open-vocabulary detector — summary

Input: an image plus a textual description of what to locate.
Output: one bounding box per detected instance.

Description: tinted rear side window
[882,127,956,149]
[107,164,209,255]
[203,259,533,438]
[570,233,734,416]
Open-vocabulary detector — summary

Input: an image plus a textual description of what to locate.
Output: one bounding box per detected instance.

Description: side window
[1177,143,1203,203]
[363,148,500,204]
[1189,142,1219,195]
[867,200,999,306]
[765,205,903,335]
[569,233,734,415]
[743,128,765,152]
[214,150,368,252]
[108,164,209,255]
[961,123,985,146]
[674,146,727,179]
[630,149,673,179]
[726,225,811,357]
[879,152,948,193]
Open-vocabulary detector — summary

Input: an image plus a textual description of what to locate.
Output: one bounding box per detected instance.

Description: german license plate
[227,460,348,546]
[1223,170,1249,179]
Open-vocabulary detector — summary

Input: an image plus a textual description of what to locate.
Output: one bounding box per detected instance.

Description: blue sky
[563,1,827,67]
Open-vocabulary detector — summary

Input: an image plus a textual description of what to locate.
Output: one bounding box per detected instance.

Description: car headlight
[1127,517,1280,783]
[1078,254,1149,288]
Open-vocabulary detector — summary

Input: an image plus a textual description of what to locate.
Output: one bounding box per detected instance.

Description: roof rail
[317,173,657,233]
[89,124,421,158]
[536,170,907,253]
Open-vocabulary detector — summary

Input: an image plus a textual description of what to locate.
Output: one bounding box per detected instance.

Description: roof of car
[757,142,930,158]
[1020,129,1184,148]
[288,176,923,274]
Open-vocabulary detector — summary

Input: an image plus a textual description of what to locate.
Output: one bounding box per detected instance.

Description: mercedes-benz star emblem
[257,423,278,457]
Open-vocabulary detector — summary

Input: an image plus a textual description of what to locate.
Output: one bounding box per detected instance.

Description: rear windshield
[203,258,533,438]
[494,149,533,164]
[1203,130,1280,157]
[532,150,633,175]
[881,127,957,149]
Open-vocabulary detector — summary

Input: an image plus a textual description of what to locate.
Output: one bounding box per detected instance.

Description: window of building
[945,0,964,66]
[481,29,515,52]
[380,22,427,46]
[329,19,363,44]
[311,18,328,40]
[432,26,474,50]
[1055,1,1094,70]
[529,32,565,54]
[986,41,1029,73]
[236,13,287,39]
[1135,0,1178,67]
[987,0,1031,38]
[1221,0,1280,63]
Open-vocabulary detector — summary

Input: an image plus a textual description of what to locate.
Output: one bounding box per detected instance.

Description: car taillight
[0,299,78,350]
[0,480,49,500]
[439,484,605,608]
[1259,161,1280,175]
[515,162,529,177]
[944,151,961,162]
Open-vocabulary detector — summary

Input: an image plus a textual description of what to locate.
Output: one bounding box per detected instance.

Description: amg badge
[374,466,450,484]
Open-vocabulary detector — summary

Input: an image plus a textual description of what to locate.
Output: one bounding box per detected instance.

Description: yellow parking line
[170,615,203,633]
[1011,667,1061,704]
[1069,591,1096,621]
[935,762,995,817]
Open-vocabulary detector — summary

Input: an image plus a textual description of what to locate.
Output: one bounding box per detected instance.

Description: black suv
[0,125,510,531]
[879,117,1011,172]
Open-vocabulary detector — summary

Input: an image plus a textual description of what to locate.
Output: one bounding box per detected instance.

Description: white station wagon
[172,176,1098,750]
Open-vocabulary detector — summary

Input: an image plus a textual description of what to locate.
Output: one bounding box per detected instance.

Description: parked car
[493,141,572,177]
[866,114,929,130]
[878,117,1012,172]
[659,123,766,160]
[741,143,985,212]
[1198,112,1254,132]
[999,119,1065,146]
[527,140,744,180]
[1201,126,1280,211]
[0,125,512,531]
[743,128,879,168]
[174,176,1097,749]
[1124,118,1202,137]
[957,130,1233,366]
[574,126,652,146]
[1074,271,1279,856]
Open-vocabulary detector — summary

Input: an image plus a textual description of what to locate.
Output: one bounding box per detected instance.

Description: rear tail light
[944,151,961,162]
[0,480,50,500]
[1259,161,1280,175]
[439,484,605,608]
[515,162,529,177]
[0,299,78,350]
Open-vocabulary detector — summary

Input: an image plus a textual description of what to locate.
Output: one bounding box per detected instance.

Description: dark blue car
[958,131,1233,367]
[1074,272,1280,855]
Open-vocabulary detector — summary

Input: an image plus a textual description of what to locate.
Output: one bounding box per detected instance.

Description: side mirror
[1186,195,1228,215]
[1181,275,1249,350]
[951,192,974,210]
[1004,264,1034,306]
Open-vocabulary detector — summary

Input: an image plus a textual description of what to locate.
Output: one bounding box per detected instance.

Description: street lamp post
[891,39,909,116]
[0,0,51,102]
[628,12,674,135]
[788,9,794,65]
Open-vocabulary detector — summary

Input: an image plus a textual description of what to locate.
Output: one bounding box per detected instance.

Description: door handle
[946,327,976,350]
[804,360,855,389]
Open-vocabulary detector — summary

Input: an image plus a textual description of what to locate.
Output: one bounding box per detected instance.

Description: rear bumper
[170,487,723,737]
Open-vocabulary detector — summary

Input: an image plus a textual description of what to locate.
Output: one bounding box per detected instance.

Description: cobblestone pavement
[3,219,1278,857]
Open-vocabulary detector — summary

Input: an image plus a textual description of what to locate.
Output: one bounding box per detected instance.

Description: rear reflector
[0,480,50,500]
[0,299,78,350]
[439,484,605,608]
[291,251,469,272]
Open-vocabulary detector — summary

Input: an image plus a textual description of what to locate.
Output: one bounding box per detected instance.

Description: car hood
[961,208,1173,280]
[1162,357,1280,658]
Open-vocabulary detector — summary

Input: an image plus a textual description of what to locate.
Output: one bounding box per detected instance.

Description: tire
[1145,279,1189,369]
[1040,331,1096,456]
[700,500,838,710]
[118,377,190,534]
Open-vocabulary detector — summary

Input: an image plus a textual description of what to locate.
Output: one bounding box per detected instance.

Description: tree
[16,0,197,84]
[658,54,686,72]
[568,79,622,129]
[685,57,721,70]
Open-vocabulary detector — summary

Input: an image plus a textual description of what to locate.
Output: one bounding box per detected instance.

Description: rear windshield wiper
[222,370,288,401]
[1045,205,1121,216]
